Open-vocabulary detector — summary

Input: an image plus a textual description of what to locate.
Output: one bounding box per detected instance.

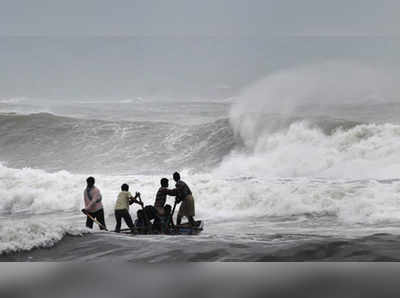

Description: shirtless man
[154,178,175,216]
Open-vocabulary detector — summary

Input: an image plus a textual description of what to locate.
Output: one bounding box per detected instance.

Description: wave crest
[0,113,235,174]
[217,121,400,179]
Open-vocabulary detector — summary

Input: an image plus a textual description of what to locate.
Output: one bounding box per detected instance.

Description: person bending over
[82,176,107,230]
[114,183,143,233]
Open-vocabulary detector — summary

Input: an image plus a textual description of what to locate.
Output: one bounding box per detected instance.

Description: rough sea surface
[2,62,400,261]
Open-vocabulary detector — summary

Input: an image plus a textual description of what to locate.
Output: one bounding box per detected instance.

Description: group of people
[81,172,198,233]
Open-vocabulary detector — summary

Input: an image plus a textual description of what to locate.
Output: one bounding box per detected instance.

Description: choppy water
[2,62,400,260]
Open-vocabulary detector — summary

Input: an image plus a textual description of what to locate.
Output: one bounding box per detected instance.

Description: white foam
[0,97,28,104]
[0,164,83,213]
[193,174,400,226]
[217,121,400,179]
[0,219,85,254]
[221,62,400,180]
[2,162,400,253]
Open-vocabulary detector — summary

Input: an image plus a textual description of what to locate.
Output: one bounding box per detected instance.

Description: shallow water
[2,60,400,261]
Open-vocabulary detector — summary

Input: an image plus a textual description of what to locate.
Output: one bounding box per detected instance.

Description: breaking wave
[2,110,400,180]
[217,121,400,179]
[2,162,400,253]
[217,62,400,179]
[0,219,84,254]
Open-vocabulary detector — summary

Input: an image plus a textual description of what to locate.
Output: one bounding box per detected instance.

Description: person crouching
[114,183,143,233]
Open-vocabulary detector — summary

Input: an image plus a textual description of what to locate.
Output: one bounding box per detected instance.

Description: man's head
[160,178,169,187]
[173,172,180,182]
[121,183,129,191]
[86,176,95,187]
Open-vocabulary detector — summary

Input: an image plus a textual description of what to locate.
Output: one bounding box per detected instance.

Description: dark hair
[160,178,169,187]
[121,183,129,191]
[173,172,180,181]
[86,176,95,187]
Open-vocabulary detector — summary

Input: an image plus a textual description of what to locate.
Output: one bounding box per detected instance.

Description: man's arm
[167,187,183,203]
[129,192,143,206]
[165,188,178,196]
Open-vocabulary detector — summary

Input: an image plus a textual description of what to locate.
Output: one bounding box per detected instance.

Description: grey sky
[1,1,399,99]
[1,0,399,36]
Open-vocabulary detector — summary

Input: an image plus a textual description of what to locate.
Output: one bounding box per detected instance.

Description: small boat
[83,209,203,236]
[119,220,204,235]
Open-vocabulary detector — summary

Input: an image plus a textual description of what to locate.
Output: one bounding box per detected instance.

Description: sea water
[2,61,400,260]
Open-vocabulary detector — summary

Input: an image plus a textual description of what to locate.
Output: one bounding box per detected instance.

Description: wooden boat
[119,220,204,235]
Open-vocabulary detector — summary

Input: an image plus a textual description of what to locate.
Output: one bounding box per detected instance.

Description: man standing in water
[82,176,107,230]
[154,178,175,216]
[171,172,199,226]
[114,183,142,233]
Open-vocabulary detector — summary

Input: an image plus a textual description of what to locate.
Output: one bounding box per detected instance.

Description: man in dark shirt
[171,172,198,226]
[154,178,176,216]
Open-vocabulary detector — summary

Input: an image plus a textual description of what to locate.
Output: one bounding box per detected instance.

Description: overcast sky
[1,1,399,99]
[1,0,399,36]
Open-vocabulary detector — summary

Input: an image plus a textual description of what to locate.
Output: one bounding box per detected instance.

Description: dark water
[3,232,400,261]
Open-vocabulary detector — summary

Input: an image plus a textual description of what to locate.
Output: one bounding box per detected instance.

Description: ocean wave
[2,163,400,229]
[2,162,400,253]
[0,155,86,254]
[0,113,235,174]
[0,163,83,213]
[2,111,400,179]
[223,62,400,179]
[1,162,398,225]
[0,219,85,254]
[217,121,400,179]
[0,97,28,104]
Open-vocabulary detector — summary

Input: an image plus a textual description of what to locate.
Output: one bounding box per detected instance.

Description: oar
[81,209,108,231]
[169,200,177,227]
[165,200,179,234]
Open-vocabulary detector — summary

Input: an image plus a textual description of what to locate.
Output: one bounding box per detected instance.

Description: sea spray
[221,62,400,179]
[216,122,400,179]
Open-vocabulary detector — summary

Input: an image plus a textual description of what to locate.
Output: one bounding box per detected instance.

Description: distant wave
[0,112,235,174]
[220,61,400,179]
[0,97,28,104]
[217,120,400,179]
[2,111,400,178]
